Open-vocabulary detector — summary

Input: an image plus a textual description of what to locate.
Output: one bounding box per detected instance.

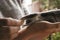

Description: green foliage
[52,32,60,40]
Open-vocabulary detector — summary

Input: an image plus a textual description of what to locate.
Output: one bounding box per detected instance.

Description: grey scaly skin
[0,0,25,19]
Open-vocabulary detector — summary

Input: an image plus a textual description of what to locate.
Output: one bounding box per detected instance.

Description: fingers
[0,18,24,26]
[40,21,53,24]
[53,22,60,28]
[40,21,60,32]
[39,21,60,25]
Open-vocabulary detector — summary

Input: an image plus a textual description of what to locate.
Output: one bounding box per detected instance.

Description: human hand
[14,21,60,40]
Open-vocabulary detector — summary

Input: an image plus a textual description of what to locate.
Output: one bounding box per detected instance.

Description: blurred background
[32,0,60,12]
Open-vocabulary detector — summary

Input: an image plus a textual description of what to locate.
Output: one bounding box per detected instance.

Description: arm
[0,18,24,26]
